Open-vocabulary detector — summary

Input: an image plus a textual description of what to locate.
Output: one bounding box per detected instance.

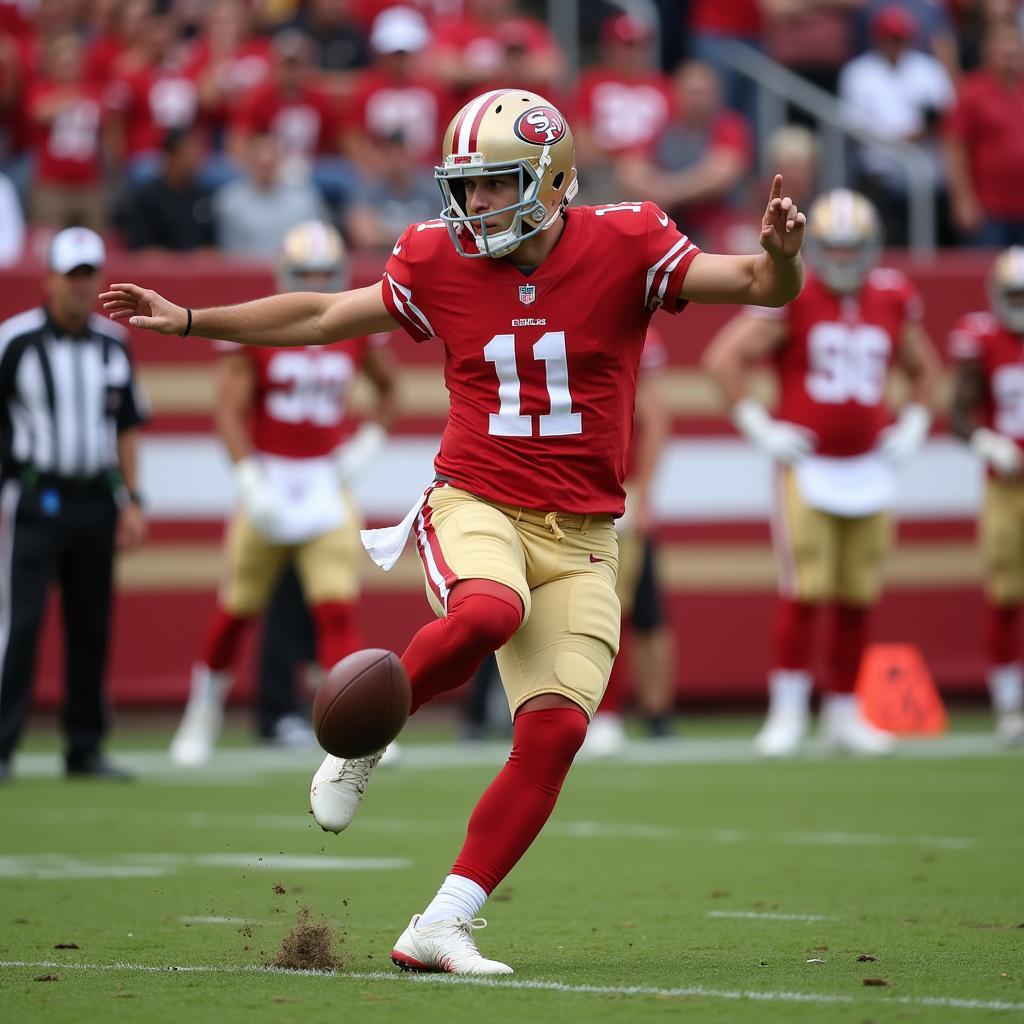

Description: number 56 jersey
[381,203,700,516]
[765,268,923,457]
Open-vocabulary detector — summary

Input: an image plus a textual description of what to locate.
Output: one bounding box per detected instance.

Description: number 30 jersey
[381,203,700,515]
[764,268,923,457]
[217,338,374,459]
[949,311,1024,451]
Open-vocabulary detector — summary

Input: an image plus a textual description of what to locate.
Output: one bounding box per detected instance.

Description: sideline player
[169,221,398,765]
[102,89,806,973]
[704,189,940,758]
[948,247,1024,745]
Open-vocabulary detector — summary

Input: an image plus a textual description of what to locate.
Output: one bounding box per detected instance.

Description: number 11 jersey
[380,202,700,515]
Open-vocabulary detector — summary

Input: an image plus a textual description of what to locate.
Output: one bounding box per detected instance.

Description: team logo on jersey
[513,106,566,146]
[519,284,536,306]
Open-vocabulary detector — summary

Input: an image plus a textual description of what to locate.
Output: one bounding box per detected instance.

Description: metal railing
[715,41,938,256]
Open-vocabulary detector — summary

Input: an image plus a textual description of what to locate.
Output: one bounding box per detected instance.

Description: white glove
[235,457,283,536]
[971,427,1024,477]
[731,397,815,464]
[879,403,932,465]
[334,422,386,484]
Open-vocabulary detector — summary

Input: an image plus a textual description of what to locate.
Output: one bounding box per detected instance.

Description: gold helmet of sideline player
[277,220,348,294]
[805,189,883,296]
[988,246,1024,335]
[435,89,579,259]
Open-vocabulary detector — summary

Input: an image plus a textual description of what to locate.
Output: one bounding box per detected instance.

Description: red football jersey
[573,69,672,155]
[105,63,200,157]
[381,203,700,515]
[347,68,454,164]
[28,81,106,185]
[232,82,339,160]
[949,311,1024,449]
[769,268,923,457]
[219,338,374,459]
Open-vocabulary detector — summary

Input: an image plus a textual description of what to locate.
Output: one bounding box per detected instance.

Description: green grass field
[1,713,1022,1023]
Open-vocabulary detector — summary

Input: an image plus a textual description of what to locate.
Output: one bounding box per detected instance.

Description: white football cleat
[818,695,895,756]
[391,915,513,975]
[754,709,809,758]
[995,710,1024,746]
[267,714,318,750]
[309,750,383,833]
[170,664,229,766]
[579,712,627,759]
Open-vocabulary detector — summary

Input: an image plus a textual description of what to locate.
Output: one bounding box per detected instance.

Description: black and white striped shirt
[0,307,149,479]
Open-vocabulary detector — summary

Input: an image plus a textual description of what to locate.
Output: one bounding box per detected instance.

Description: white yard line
[1,960,1022,1013]
[707,911,837,922]
[0,853,410,880]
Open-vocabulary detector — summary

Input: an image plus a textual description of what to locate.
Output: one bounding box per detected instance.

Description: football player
[949,247,1024,745]
[168,221,398,765]
[704,189,941,758]
[103,89,806,974]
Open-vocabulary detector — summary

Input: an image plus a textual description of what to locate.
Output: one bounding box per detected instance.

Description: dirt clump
[268,907,341,973]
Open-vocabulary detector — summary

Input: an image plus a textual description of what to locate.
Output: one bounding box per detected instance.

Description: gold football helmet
[278,220,347,293]
[435,89,579,258]
[805,189,883,295]
[988,246,1024,335]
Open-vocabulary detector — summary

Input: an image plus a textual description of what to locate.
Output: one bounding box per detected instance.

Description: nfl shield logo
[518,284,536,306]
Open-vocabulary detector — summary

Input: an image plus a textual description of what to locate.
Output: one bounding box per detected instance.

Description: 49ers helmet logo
[513,106,566,145]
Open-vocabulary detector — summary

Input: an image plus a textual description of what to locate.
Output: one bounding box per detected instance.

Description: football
[312,649,411,758]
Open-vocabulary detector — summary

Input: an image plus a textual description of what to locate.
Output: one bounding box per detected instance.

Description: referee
[0,227,148,782]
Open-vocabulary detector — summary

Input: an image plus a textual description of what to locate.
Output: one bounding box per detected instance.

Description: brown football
[312,649,411,758]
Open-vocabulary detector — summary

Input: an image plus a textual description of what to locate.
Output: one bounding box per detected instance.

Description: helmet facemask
[277,220,349,294]
[989,247,1024,335]
[435,152,576,259]
[805,190,883,296]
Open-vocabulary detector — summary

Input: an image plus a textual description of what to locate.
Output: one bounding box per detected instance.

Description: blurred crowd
[1,0,1023,263]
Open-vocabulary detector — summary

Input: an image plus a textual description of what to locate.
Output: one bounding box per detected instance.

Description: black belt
[15,468,117,497]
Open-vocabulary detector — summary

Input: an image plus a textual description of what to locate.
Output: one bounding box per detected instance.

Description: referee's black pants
[0,478,117,765]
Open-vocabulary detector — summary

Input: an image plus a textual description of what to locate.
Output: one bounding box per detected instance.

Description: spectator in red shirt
[573,13,672,204]
[190,0,272,150]
[104,13,201,185]
[616,59,753,248]
[231,30,361,214]
[84,0,153,85]
[28,30,114,230]
[946,23,1024,245]
[284,0,371,98]
[689,0,764,118]
[345,6,452,176]
[431,0,564,103]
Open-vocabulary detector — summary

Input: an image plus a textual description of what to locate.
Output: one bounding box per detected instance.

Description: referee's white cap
[49,227,106,274]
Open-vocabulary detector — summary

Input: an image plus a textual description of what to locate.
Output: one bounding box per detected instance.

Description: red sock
[401,580,522,715]
[825,603,870,694]
[312,600,362,668]
[452,706,588,893]
[773,599,817,670]
[598,618,628,714]
[987,605,1019,666]
[199,607,250,671]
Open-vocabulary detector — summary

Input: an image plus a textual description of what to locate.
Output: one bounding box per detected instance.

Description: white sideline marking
[1,960,1023,1013]
[708,911,837,922]
[9,732,1013,781]
[0,853,409,880]
[179,917,262,925]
